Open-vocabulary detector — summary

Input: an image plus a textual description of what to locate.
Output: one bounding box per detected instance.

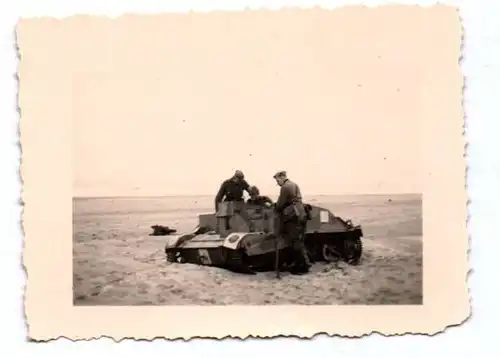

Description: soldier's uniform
[247,186,273,207]
[215,170,251,210]
[273,171,310,274]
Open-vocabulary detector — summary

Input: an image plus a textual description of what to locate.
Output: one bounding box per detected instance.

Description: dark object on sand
[150,225,177,236]
[164,201,364,274]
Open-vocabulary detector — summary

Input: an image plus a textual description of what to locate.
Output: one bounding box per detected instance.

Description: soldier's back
[284,179,302,202]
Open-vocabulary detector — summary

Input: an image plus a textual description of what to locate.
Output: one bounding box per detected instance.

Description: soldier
[246,186,273,207]
[273,170,311,274]
[215,170,252,211]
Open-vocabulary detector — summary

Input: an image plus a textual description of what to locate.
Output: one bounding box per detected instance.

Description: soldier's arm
[263,196,273,204]
[242,180,251,193]
[263,196,274,206]
[215,181,227,206]
[275,185,290,212]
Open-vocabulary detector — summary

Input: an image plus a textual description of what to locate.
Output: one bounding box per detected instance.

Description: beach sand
[73,194,422,305]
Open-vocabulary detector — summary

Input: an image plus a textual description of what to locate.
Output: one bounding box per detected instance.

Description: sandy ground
[73,194,422,305]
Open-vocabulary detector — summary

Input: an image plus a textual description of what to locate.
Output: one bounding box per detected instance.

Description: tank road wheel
[343,236,363,265]
[321,243,342,263]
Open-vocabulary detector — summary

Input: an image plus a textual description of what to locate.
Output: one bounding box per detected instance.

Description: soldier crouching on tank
[215,170,252,211]
[246,186,273,208]
[273,171,311,275]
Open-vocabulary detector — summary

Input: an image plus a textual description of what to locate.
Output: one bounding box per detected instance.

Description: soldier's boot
[282,247,296,271]
[289,254,309,274]
[290,242,311,275]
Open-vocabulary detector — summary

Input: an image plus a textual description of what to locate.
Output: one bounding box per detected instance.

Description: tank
[163,201,364,274]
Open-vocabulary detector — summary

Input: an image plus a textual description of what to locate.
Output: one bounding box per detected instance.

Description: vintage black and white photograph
[74,188,422,305]
[67,8,428,306]
[18,3,468,339]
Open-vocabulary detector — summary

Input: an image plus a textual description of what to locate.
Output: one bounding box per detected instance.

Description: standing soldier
[273,171,311,274]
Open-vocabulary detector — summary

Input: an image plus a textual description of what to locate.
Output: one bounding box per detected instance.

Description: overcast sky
[69,8,438,197]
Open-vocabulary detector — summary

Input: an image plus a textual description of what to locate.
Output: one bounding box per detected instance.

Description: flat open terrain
[73,194,422,305]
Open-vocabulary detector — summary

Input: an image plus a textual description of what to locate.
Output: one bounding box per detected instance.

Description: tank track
[306,232,363,265]
[226,249,256,274]
[166,249,180,263]
[343,235,363,265]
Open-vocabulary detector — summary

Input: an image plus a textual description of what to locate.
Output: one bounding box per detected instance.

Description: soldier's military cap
[273,171,287,178]
[234,170,245,179]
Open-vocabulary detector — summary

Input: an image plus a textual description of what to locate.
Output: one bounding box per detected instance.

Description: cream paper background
[17,5,468,340]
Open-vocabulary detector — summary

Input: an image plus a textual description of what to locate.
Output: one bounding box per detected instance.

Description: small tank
[163,201,364,274]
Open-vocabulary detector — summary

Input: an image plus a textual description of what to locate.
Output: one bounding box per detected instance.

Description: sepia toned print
[74,192,422,305]
[19,5,468,340]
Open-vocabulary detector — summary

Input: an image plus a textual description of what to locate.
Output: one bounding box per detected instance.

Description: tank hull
[165,229,363,273]
[166,242,297,274]
[163,201,365,273]
[166,246,255,273]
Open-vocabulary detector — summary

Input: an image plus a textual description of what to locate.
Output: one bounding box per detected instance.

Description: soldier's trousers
[282,220,310,269]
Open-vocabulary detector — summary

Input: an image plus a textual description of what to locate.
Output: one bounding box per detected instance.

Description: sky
[69,8,431,197]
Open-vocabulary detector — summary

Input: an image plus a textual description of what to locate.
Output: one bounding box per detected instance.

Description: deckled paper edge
[16,5,470,341]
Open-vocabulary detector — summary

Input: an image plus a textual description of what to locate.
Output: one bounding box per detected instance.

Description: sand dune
[73,194,422,305]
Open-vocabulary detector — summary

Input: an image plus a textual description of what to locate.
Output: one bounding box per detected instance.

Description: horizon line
[73,192,422,199]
